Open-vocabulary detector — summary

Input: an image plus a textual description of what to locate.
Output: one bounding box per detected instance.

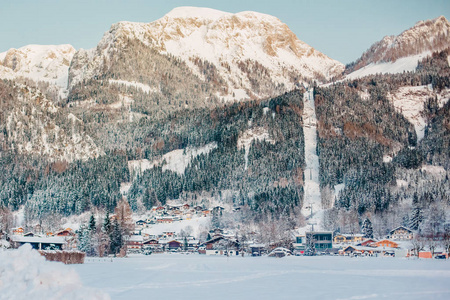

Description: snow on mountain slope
[345,52,430,80]
[300,88,323,233]
[0,44,75,93]
[387,85,450,140]
[128,142,218,177]
[69,7,344,101]
[108,79,159,94]
[5,84,102,162]
[237,127,275,170]
[346,16,450,77]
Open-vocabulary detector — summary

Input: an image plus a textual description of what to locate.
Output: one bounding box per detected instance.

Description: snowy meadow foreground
[73,254,450,300]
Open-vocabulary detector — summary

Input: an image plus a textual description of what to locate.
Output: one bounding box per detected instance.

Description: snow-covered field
[71,254,450,300]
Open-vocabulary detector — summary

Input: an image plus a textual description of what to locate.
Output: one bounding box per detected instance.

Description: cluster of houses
[7,226,75,250]
[4,219,448,259]
[133,204,227,227]
[126,228,243,256]
[290,226,447,259]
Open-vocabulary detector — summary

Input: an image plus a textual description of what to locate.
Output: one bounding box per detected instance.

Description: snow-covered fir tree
[361,218,374,239]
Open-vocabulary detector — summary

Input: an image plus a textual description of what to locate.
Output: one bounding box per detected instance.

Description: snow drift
[0,244,109,300]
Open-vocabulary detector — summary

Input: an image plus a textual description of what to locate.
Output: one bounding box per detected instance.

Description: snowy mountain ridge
[68,6,344,101]
[0,44,75,96]
[346,15,450,76]
[3,83,102,162]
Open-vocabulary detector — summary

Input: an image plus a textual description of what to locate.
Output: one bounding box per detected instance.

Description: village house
[162,231,175,238]
[143,239,163,253]
[389,226,414,240]
[358,239,378,246]
[193,206,203,213]
[340,245,382,257]
[55,229,74,237]
[372,239,399,248]
[293,232,333,254]
[34,224,43,234]
[12,227,24,235]
[135,220,147,229]
[167,240,183,251]
[333,234,365,244]
[157,217,173,224]
[10,235,66,250]
[249,244,266,256]
[203,236,240,256]
[186,238,199,251]
[127,235,143,252]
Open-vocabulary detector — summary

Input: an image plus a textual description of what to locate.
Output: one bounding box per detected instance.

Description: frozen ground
[72,254,450,300]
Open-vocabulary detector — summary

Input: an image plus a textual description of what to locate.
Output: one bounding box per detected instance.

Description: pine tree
[89,214,96,232]
[305,233,316,256]
[102,211,111,234]
[361,218,373,239]
[410,204,424,231]
[110,219,123,255]
[77,225,92,254]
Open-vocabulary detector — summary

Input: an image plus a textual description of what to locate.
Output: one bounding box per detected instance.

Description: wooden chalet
[157,217,173,224]
[340,245,381,256]
[167,240,183,251]
[204,236,240,256]
[389,226,414,240]
[373,239,399,248]
[358,239,378,247]
[12,227,24,235]
[127,235,143,251]
[143,239,162,252]
[193,206,203,212]
[55,229,74,237]
[333,234,364,244]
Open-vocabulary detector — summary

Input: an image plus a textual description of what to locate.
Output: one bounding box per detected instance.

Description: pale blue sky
[1,0,448,64]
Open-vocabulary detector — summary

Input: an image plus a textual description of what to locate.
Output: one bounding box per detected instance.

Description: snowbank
[0,244,109,300]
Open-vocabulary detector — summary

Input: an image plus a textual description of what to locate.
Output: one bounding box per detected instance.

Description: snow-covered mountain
[69,7,344,102]
[1,81,102,162]
[346,16,450,78]
[0,44,75,95]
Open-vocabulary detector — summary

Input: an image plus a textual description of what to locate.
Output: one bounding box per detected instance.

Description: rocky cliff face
[0,44,75,96]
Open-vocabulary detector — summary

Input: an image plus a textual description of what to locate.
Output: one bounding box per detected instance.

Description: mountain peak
[69,7,344,101]
[0,44,75,90]
[163,6,232,21]
[346,16,450,75]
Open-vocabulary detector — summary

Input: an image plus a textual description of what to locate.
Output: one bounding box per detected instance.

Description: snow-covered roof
[129,235,144,242]
[390,226,413,234]
[10,236,66,244]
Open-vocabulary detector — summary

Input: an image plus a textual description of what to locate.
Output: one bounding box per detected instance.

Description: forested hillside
[0,89,305,223]
[127,90,305,217]
[319,50,450,235]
